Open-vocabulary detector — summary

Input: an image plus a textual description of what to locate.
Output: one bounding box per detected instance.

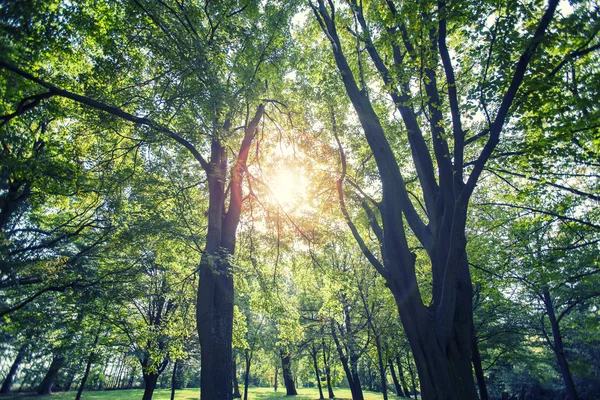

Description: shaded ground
[0,387,409,399]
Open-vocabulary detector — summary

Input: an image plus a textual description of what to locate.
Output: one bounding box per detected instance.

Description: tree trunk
[75,335,99,400]
[396,356,411,397]
[311,346,324,399]
[243,350,252,400]
[1,343,27,394]
[389,358,405,397]
[142,373,159,400]
[543,290,579,400]
[374,334,388,399]
[321,336,335,399]
[331,323,364,400]
[274,365,278,392]
[281,350,297,396]
[196,108,263,400]
[349,355,364,400]
[471,326,489,400]
[170,359,178,400]
[233,356,242,398]
[38,353,66,395]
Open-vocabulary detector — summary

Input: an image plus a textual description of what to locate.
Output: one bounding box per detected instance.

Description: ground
[0,387,409,399]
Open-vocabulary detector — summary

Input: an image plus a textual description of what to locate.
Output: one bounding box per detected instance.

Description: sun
[269,167,306,206]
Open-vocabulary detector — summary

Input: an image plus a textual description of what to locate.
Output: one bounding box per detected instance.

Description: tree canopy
[1,0,599,400]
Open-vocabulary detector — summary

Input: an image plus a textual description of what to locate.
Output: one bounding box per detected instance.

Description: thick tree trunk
[38,353,66,395]
[310,347,324,399]
[389,358,405,397]
[387,257,477,400]
[233,356,242,398]
[142,373,159,400]
[543,290,579,400]
[471,326,489,400]
[243,351,252,400]
[197,166,234,400]
[281,351,297,395]
[197,108,263,400]
[75,335,98,400]
[0,343,27,394]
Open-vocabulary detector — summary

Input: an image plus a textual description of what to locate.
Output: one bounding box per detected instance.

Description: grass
[1,387,408,400]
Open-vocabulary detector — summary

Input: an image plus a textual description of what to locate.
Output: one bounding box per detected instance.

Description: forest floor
[0,387,410,399]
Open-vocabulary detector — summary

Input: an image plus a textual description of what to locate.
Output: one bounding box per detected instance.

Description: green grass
[1,387,408,400]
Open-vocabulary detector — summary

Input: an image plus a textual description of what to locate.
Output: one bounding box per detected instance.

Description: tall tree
[303,0,564,397]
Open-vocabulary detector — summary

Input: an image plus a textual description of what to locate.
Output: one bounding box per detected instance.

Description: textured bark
[37,353,66,395]
[280,351,297,396]
[197,106,264,400]
[0,343,27,394]
[543,290,579,400]
[142,373,159,400]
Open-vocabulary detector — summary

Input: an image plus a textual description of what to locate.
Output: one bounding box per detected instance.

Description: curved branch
[0,58,209,171]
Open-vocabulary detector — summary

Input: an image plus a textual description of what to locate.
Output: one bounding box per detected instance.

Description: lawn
[1,387,409,399]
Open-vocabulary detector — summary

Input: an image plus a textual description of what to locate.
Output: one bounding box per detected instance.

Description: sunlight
[269,167,306,207]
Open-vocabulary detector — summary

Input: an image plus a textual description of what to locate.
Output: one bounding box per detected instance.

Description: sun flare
[269,167,306,206]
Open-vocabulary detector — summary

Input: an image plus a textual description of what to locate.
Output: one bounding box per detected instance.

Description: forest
[0,0,598,399]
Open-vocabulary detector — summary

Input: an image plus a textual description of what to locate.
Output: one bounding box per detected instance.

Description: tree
[0,1,297,398]
[302,0,565,397]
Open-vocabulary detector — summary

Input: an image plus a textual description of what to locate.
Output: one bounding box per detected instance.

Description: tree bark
[143,372,161,400]
[38,353,66,395]
[197,107,264,400]
[543,290,579,400]
[280,350,297,395]
[389,358,405,397]
[0,343,27,394]
[274,365,278,392]
[311,345,325,399]
[142,373,159,400]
